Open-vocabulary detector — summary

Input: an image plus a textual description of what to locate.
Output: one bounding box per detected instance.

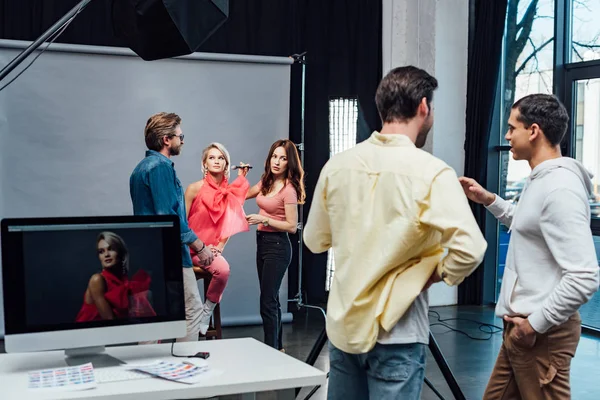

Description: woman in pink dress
[76,231,156,322]
[185,142,250,335]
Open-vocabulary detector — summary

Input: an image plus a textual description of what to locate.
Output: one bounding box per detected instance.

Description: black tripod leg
[425,377,446,400]
[297,327,329,397]
[429,332,466,400]
[298,328,463,400]
[305,327,328,366]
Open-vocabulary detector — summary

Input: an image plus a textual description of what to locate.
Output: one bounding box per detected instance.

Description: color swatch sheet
[128,360,210,384]
[28,362,97,391]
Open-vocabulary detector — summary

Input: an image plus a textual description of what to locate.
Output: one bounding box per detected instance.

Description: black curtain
[459,0,508,305]
[295,1,382,305]
[0,0,122,47]
[0,0,382,307]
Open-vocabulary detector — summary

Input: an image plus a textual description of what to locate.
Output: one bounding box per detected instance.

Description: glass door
[566,72,600,330]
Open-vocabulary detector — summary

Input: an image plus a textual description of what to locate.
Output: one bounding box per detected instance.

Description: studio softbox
[112,0,229,61]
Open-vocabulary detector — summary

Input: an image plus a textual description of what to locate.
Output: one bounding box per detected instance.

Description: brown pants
[483,313,581,400]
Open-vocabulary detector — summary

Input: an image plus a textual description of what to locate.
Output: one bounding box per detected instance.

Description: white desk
[0,338,326,400]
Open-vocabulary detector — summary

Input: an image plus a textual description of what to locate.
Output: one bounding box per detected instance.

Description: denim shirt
[130,150,197,267]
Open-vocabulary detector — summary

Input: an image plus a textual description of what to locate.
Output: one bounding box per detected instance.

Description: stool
[193,267,222,340]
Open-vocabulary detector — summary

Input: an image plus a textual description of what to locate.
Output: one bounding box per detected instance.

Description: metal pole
[288,52,326,320]
[0,0,94,82]
[428,332,466,400]
[297,53,306,305]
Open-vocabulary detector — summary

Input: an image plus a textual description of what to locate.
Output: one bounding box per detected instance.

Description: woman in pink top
[185,142,250,335]
[246,139,305,350]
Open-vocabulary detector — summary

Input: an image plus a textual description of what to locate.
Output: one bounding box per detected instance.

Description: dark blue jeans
[256,231,292,349]
[327,341,427,400]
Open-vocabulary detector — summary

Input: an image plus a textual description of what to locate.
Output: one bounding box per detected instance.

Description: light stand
[288,51,327,320]
[0,0,93,83]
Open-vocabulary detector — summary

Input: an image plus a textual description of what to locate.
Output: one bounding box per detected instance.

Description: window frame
[562,64,600,235]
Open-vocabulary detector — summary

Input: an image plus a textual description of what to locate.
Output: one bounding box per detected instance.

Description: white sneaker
[198,308,213,335]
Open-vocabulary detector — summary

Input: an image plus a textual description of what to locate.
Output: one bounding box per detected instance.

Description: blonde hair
[97,231,129,274]
[202,142,231,179]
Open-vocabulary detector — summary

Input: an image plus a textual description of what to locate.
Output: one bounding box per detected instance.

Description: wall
[382,0,470,306]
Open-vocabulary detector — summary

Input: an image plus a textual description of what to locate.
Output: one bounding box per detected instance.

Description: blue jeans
[327,341,427,400]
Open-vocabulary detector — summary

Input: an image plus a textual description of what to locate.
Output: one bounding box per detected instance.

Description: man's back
[130,151,172,215]
[323,134,449,273]
[304,131,486,353]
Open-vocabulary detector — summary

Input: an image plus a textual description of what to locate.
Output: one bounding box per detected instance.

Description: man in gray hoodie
[460,93,599,400]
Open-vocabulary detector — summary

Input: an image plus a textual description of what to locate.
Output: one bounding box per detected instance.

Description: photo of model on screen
[75,231,156,322]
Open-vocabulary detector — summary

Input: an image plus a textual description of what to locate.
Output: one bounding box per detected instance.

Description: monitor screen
[1,215,185,348]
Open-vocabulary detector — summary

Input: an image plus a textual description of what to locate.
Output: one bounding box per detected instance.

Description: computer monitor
[1,215,186,364]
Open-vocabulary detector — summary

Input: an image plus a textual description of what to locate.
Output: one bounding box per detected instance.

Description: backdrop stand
[288,51,327,321]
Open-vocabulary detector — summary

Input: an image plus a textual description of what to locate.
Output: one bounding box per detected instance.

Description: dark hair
[144,112,181,151]
[375,66,439,123]
[260,139,306,204]
[512,94,569,146]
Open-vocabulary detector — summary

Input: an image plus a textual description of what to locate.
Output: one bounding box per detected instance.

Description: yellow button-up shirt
[304,131,487,354]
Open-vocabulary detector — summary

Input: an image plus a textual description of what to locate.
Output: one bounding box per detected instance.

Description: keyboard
[95,367,152,383]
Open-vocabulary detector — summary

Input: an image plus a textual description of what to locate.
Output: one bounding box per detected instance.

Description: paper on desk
[126,360,211,384]
[28,362,97,392]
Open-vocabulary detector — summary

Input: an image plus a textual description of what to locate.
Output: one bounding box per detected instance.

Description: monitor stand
[64,346,124,368]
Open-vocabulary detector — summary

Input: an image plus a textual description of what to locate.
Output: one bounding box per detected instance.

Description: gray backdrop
[0,40,293,337]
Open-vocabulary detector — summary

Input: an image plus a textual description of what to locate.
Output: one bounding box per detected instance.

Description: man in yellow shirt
[304,66,487,399]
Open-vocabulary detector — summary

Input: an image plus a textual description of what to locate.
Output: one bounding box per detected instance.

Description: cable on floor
[429,310,503,341]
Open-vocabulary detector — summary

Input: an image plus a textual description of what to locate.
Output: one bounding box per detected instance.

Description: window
[326,97,358,291]
[573,78,600,210]
[574,82,586,162]
[494,0,555,299]
[570,75,600,331]
[579,235,600,330]
[569,0,600,63]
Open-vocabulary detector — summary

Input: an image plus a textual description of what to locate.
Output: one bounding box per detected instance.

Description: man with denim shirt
[130,112,214,342]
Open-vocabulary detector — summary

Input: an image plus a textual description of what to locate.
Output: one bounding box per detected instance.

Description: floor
[2,305,600,399]
[218,305,600,400]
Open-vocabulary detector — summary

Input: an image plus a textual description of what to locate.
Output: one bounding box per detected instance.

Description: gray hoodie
[486,157,600,333]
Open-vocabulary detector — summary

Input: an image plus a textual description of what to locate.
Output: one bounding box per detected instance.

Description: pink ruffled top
[75,269,156,322]
[188,174,250,247]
